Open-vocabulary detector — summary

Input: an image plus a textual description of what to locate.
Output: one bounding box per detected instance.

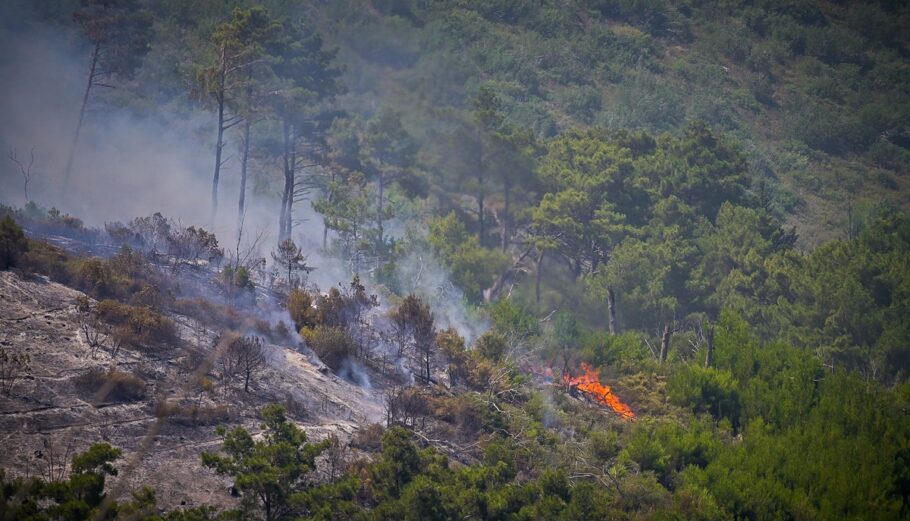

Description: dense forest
[1,0,909,519]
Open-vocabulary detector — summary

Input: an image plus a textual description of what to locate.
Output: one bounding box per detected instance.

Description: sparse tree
[271,238,312,288]
[196,7,279,221]
[167,225,224,269]
[8,147,36,203]
[219,334,266,392]
[391,295,436,383]
[0,347,30,395]
[267,18,344,241]
[362,108,418,259]
[65,0,152,184]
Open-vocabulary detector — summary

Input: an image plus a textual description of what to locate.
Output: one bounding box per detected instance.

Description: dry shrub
[74,367,146,403]
[154,400,231,426]
[95,300,177,350]
[350,423,385,452]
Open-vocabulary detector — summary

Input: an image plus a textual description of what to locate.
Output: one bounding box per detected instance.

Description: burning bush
[563,363,635,421]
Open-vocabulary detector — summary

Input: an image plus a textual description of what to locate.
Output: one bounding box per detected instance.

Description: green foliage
[668,366,741,427]
[301,326,357,372]
[0,443,122,521]
[0,215,28,270]
[487,298,540,338]
[202,404,329,520]
[428,212,508,302]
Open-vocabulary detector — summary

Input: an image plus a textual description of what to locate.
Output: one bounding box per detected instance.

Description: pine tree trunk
[501,180,511,252]
[704,323,715,368]
[478,171,485,247]
[64,41,100,185]
[535,250,545,303]
[659,322,671,363]
[377,173,385,256]
[607,286,617,335]
[285,131,295,240]
[210,48,227,223]
[279,122,290,241]
[237,118,251,230]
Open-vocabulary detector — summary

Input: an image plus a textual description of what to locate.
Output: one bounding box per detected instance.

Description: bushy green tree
[202,404,329,521]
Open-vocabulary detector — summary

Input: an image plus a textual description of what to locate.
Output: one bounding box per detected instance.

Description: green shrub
[0,215,28,270]
[302,326,357,371]
[475,331,507,362]
[668,365,741,427]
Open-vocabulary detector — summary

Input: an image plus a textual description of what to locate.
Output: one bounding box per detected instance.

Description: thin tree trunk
[377,173,385,255]
[64,41,100,185]
[285,130,295,240]
[607,286,617,335]
[535,249,545,303]
[211,47,227,223]
[704,323,715,368]
[279,122,290,241]
[478,172,485,247]
[659,322,671,363]
[501,180,510,252]
[237,118,251,230]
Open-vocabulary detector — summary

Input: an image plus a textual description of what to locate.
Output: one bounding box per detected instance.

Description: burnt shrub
[154,400,231,426]
[74,368,146,403]
[351,423,385,452]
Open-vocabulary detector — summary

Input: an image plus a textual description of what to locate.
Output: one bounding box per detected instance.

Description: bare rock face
[0,270,384,509]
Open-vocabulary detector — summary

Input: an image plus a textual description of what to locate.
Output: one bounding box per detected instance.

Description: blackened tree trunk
[64,42,100,185]
[659,322,672,363]
[607,286,617,335]
[279,121,295,241]
[704,323,716,368]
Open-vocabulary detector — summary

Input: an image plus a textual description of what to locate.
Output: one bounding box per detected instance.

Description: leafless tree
[0,347,30,395]
[219,334,266,392]
[323,434,348,481]
[8,146,36,203]
[35,437,73,483]
[80,316,105,359]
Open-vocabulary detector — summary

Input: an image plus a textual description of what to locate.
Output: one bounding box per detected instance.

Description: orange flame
[563,363,635,421]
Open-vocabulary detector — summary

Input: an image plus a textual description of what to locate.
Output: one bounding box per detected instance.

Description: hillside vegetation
[1,1,909,520]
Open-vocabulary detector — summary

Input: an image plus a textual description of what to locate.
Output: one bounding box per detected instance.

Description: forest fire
[563,363,635,421]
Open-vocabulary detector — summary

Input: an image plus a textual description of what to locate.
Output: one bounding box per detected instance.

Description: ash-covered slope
[0,269,383,509]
